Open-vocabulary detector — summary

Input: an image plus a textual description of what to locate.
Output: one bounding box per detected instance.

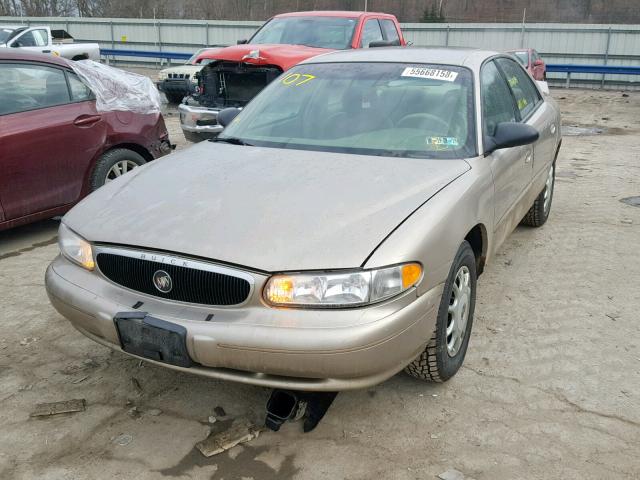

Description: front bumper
[178,103,224,138]
[45,255,442,391]
[156,79,195,96]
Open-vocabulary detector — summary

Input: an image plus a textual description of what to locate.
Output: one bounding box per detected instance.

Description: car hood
[204,43,333,71]
[160,65,202,75]
[64,142,470,272]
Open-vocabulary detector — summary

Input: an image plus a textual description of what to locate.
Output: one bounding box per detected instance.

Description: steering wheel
[397,113,449,135]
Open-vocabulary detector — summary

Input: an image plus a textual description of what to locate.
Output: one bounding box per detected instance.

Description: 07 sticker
[401,67,458,82]
[281,73,316,86]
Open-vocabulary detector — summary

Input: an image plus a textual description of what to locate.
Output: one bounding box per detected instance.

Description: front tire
[521,163,555,227]
[90,148,146,191]
[405,241,477,382]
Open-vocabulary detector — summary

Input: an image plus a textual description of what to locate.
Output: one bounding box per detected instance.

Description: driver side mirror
[217,107,242,128]
[485,122,539,153]
[237,39,248,45]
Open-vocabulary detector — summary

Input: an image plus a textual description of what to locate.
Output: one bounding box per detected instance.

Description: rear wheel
[90,148,146,191]
[521,163,555,227]
[405,241,477,382]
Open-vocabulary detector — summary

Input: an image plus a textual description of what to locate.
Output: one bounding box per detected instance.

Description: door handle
[42,49,51,53]
[524,151,532,164]
[73,115,102,127]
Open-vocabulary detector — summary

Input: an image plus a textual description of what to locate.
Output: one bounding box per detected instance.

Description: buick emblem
[153,270,173,293]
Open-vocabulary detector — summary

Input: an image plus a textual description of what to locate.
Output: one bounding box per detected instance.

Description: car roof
[301,46,500,70]
[274,10,395,19]
[0,49,71,68]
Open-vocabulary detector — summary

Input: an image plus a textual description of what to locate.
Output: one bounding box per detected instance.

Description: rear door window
[360,19,383,48]
[495,57,541,119]
[0,63,71,115]
[481,60,517,137]
[67,72,94,102]
[380,19,400,45]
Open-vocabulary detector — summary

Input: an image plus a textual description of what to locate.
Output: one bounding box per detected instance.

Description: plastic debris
[196,419,261,457]
[112,434,133,446]
[438,469,465,480]
[30,399,86,417]
[69,60,161,114]
[208,416,217,424]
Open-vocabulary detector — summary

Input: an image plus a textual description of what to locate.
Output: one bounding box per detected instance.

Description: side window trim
[479,58,519,145]
[491,58,522,122]
[494,56,543,123]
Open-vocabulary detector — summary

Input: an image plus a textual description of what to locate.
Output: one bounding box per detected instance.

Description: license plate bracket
[114,312,193,368]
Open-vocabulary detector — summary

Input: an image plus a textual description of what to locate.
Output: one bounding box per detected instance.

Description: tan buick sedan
[46,48,561,391]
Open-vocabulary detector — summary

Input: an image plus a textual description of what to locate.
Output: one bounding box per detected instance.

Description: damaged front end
[179,61,282,141]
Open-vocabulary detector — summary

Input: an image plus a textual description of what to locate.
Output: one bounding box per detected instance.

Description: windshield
[219,62,476,159]
[0,27,16,43]
[249,16,357,49]
[512,51,529,66]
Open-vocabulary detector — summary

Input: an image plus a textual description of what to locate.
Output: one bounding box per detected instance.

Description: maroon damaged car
[0,51,172,231]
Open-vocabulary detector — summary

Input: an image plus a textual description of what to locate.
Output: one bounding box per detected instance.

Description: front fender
[363,158,494,294]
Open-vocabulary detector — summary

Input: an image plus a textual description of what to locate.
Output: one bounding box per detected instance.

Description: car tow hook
[265,389,338,433]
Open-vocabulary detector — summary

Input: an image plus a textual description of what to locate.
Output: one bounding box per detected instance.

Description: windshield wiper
[210,137,253,146]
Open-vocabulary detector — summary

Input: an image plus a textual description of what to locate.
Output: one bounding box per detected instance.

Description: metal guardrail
[99,48,640,87]
[546,63,640,87]
[100,48,192,61]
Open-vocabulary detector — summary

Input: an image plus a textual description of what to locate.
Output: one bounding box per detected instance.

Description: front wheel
[90,148,146,191]
[405,241,477,382]
[521,163,555,227]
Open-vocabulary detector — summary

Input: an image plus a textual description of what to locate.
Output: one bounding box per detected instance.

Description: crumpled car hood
[64,142,470,272]
[204,43,332,71]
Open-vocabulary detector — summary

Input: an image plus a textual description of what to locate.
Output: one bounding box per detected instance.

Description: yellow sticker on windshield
[281,73,316,86]
[508,76,519,87]
[401,67,458,82]
[517,98,528,110]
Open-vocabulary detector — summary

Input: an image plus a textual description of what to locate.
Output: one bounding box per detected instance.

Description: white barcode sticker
[401,67,458,82]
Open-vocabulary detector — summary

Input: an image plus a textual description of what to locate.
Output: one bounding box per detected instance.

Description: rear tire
[405,241,477,382]
[90,148,146,191]
[521,163,555,227]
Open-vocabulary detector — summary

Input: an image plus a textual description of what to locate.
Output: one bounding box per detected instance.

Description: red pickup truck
[179,10,406,141]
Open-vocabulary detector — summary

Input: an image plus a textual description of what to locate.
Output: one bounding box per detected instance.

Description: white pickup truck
[0,25,99,61]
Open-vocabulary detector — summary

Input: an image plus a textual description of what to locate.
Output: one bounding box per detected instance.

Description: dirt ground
[1,87,639,480]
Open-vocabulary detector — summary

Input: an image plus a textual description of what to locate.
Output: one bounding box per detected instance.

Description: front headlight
[263,263,422,308]
[58,223,94,270]
[157,71,168,81]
